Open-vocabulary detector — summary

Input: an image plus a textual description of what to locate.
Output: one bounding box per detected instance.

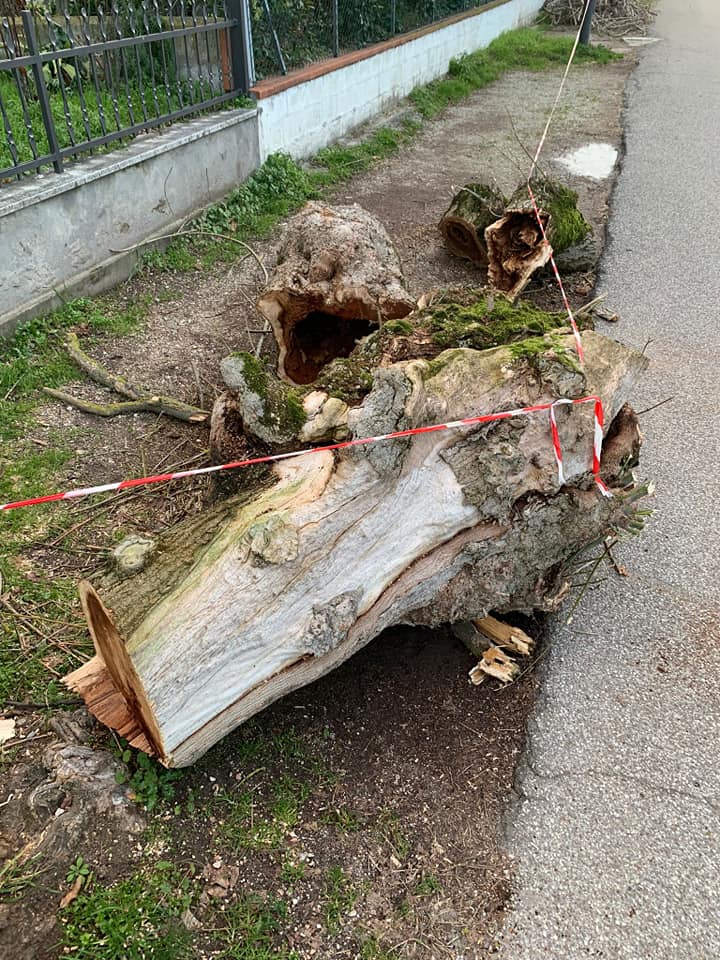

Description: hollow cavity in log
[285,310,380,385]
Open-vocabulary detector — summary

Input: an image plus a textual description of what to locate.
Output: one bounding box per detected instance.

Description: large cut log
[485,181,591,299]
[438,183,506,265]
[256,202,415,386]
[64,325,647,767]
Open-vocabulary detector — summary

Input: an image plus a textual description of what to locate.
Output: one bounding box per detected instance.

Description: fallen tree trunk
[256,202,415,386]
[440,180,591,299]
[65,324,647,767]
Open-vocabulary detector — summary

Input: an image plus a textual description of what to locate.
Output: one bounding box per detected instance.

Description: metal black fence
[0,0,252,182]
[251,0,494,79]
[0,0,495,184]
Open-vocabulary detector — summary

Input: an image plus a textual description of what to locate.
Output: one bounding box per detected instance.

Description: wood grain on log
[438,183,506,266]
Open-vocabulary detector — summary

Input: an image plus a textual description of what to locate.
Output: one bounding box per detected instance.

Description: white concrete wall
[0,109,260,337]
[256,0,545,159]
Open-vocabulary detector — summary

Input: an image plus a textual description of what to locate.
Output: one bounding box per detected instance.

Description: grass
[0,296,149,705]
[410,26,619,118]
[217,894,297,960]
[322,866,360,934]
[60,862,193,960]
[0,854,44,903]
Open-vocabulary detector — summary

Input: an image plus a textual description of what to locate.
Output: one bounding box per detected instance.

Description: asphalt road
[498,2,720,957]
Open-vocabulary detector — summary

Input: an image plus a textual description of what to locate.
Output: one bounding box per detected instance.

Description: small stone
[112,535,157,576]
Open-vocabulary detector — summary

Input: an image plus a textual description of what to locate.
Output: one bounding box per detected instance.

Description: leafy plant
[66,855,92,885]
[413,873,441,896]
[114,744,183,812]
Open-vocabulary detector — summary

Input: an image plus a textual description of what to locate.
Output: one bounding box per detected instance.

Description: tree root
[44,333,208,424]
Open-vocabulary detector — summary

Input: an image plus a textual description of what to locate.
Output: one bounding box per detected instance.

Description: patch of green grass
[60,862,193,960]
[216,894,297,960]
[413,873,441,897]
[0,854,44,903]
[410,27,620,118]
[279,858,306,887]
[323,805,362,833]
[217,775,310,851]
[322,866,360,935]
[360,937,399,960]
[375,809,411,861]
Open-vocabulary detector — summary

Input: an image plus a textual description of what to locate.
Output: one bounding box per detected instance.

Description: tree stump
[256,202,416,386]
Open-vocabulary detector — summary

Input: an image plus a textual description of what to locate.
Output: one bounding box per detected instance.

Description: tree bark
[438,183,506,266]
[256,202,415,386]
[485,182,591,299]
[64,330,647,767]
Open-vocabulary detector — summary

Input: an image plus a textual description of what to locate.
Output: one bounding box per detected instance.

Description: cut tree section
[256,202,415,384]
[438,182,506,265]
[65,330,648,767]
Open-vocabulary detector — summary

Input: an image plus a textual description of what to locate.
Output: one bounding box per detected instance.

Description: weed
[279,858,306,887]
[114,744,183,812]
[413,873,441,896]
[322,866,360,934]
[375,810,411,861]
[66,855,92,886]
[60,863,193,960]
[217,894,297,959]
[323,805,362,833]
[0,854,44,902]
[360,936,399,959]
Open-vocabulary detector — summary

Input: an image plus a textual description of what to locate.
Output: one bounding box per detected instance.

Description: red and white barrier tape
[0,396,610,512]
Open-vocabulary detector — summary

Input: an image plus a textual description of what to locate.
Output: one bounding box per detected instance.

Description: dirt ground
[0,47,636,960]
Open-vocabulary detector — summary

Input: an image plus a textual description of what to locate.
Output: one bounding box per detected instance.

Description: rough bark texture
[485,182,591,299]
[65,330,647,767]
[256,202,416,385]
[438,183,506,266]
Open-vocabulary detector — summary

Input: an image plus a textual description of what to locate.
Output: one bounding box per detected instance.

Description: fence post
[580,0,597,45]
[21,10,63,173]
[227,0,255,92]
[332,0,339,57]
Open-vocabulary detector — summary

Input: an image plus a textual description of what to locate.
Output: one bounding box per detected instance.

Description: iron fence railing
[0,0,252,182]
[1,0,495,184]
[251,0,495,79]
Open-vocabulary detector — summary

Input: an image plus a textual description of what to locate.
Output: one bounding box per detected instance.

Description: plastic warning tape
[0,396,609,512]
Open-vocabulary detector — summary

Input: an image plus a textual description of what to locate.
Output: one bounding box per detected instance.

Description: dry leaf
[0,718,16,745]
[59,875,83,909]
